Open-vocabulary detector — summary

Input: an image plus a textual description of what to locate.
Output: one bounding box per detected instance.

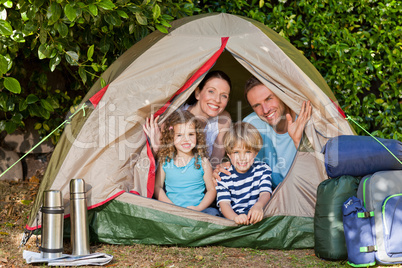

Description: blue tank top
[163,157,206,207]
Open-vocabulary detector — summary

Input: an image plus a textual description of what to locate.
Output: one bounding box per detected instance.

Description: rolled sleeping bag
[323,135,402,178]
[314,175,360,261]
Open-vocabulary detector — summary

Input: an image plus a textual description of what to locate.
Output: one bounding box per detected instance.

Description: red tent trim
[154,37,229,117]
[330,98,346,118]
[146,37,229,199]
[89,84,109,108]
[145,138,156,198]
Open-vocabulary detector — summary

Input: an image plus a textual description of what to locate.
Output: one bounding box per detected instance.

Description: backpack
[342,196,376,267]
[343,170,402,266]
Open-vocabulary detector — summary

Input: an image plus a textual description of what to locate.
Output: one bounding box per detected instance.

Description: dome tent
[24,13,354,249]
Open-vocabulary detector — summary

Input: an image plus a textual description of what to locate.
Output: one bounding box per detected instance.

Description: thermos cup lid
[43,190,63,207]
[70,178,86,193]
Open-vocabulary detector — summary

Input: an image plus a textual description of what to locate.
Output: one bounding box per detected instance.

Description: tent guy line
[0,103,88,179]
[346,115,402,166]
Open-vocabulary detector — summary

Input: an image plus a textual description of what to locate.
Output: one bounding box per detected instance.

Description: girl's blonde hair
[157,110,208,168]
[223,122,263,154]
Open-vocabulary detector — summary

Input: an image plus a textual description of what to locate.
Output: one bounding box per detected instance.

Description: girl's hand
[234,214,250,225]
[143,114,161,154]
[187,205,200,211]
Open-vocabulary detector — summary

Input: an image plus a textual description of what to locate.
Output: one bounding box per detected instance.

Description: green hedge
[1,0,401,142]
[200,0,402,140]
[0,0,197,143]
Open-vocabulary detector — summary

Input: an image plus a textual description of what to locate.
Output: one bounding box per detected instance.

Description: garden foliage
[0,0,196,143]
[0,0,401,142]
[200,0,402,140]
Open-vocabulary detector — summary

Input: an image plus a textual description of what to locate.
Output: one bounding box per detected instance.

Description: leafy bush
[199,0,402,140]
[1,0,401,142]
[0,0,197,143]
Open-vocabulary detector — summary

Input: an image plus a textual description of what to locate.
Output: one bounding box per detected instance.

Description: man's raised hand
[287,100,312,148]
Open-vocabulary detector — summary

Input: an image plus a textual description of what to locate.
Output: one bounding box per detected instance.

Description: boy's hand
[248,205,264,224]
[212,162,231,186]
[234,214,250,225]
[187,205,200,211]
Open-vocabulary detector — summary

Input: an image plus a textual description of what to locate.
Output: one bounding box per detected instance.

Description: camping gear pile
[344,170,402,266]
[315,135,402,266]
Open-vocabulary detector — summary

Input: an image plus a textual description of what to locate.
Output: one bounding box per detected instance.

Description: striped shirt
[216,161,272,215]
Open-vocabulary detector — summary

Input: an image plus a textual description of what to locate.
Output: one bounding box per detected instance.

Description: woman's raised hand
[143,114,161,154]
[212,162,231,186]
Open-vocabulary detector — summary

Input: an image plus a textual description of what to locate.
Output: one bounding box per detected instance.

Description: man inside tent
[215,76,312,188]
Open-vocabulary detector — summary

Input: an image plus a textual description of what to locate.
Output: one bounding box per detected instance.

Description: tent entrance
[210,50,254,122]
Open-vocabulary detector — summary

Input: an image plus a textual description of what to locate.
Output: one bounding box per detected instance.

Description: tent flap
[78,197,314,249]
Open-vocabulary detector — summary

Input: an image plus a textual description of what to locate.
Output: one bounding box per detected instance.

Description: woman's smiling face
[195,77,230,118]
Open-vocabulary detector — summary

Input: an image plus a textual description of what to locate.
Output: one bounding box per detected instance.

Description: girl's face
[195,77,230,118]
[173,122,197,155]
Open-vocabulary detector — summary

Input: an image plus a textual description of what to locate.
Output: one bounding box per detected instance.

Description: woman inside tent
[143,70,232,168]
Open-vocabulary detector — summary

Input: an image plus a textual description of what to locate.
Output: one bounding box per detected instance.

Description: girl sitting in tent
[153,110,218,215]
[143,70,232,168]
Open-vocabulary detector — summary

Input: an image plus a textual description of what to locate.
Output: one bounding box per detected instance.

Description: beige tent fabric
[46,31,225,217]
[42,13,354,223]
[265,152,322,217]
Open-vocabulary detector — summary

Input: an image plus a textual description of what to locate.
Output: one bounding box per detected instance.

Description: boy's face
[227,143,258,174]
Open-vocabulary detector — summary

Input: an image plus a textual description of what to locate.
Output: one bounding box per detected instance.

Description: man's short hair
[244,76,263,105]
[224,122,263,154]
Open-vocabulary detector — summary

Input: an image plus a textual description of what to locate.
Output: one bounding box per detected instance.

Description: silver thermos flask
[41,190,64,259]
[70,178,90,256]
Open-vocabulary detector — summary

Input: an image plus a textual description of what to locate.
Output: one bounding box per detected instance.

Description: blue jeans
[201,207,221,216]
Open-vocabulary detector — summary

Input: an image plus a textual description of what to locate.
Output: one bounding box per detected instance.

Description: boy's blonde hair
[223,122,263,154]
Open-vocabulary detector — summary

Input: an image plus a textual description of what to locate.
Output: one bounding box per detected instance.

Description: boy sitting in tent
[216,122,272,225]
[215,76,312,188]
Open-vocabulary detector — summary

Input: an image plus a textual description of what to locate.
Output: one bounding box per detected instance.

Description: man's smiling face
[246,84,287,130]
